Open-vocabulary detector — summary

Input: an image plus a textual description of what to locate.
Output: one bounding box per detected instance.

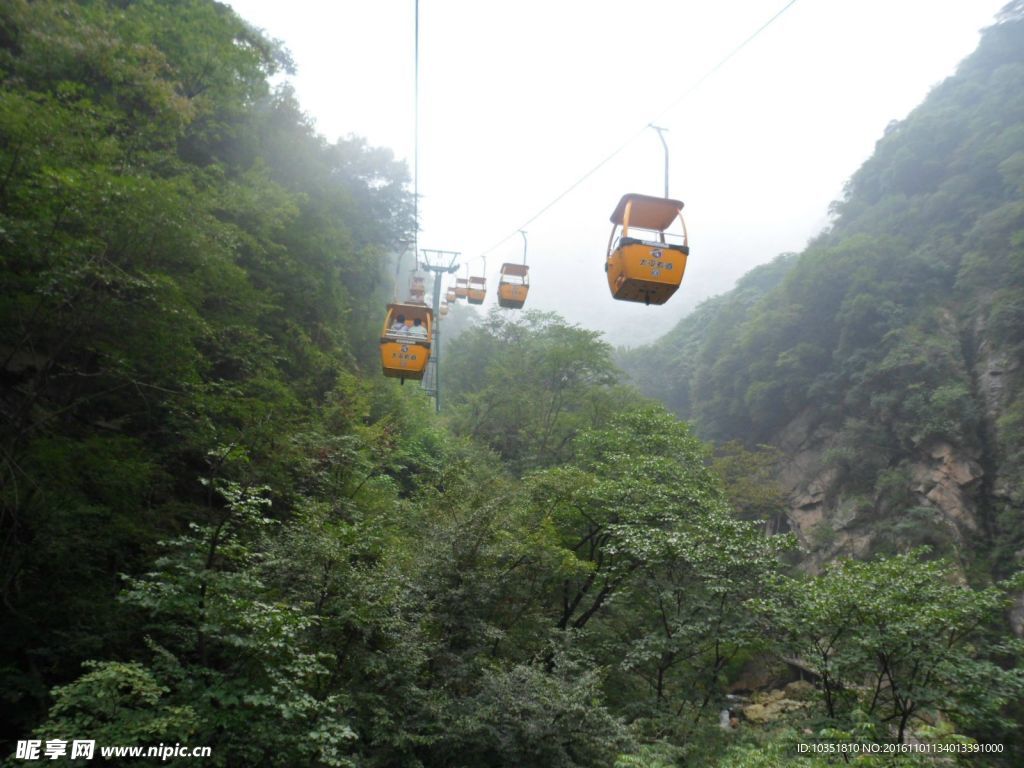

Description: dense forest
[1,1,1023,766]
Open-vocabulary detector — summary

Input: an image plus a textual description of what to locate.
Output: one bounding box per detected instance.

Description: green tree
[446,310,624,472]
[76,482,358,766]
[710,441,789,532]
[528,407,789,734]
[0,0,413,743]
[759,551,1024,744]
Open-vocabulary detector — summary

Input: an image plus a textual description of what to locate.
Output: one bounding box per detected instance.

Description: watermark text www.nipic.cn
[15,740,213,761]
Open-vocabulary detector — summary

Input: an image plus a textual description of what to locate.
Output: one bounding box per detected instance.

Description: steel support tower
[419,249,459,413]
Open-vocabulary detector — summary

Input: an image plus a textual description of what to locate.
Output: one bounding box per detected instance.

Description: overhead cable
[471,0,800,265]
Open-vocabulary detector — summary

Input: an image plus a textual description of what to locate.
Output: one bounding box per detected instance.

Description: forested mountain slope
[0,0,417,749]
[623,3,1024,580]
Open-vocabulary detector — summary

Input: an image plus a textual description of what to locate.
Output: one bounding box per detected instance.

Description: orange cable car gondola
[454,277,469,300]
[467,274,486,305]
[605,192,689,305]
[446,286,457,303]
[380,302,432,382]
[408,274,426,303]
[440,300,449,317]
[498,230,529,309]
[497,263,529,308]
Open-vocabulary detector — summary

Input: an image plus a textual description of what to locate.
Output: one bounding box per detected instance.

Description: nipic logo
[16,740,95,760]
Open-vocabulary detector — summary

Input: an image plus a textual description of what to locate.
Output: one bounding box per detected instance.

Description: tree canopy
[2,1,1023,766]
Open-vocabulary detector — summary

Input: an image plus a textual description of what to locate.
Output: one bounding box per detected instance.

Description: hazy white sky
[228,0,1006,346]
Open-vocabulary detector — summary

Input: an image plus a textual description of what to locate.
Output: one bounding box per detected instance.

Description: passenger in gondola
[407,317,428,338]
[389,315,408,335]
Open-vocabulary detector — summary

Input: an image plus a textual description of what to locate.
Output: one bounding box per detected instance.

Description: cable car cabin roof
[609,193,684,231]
[500,263,529,277]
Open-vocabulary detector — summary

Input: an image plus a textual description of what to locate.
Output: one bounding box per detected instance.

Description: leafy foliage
[758,551,1024,744]
[3,2,1023,766]
[0,0,406,750]
[446,309,626,472]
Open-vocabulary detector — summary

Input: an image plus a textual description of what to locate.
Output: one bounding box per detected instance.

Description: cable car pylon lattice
[418,249,459,413]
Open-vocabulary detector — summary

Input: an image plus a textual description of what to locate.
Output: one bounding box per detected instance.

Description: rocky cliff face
[774,315,1021,573]
[974,313,1023,507]
[779,430,986,571]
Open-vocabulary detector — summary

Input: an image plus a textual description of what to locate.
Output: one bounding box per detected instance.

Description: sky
[227,0,1007,346]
